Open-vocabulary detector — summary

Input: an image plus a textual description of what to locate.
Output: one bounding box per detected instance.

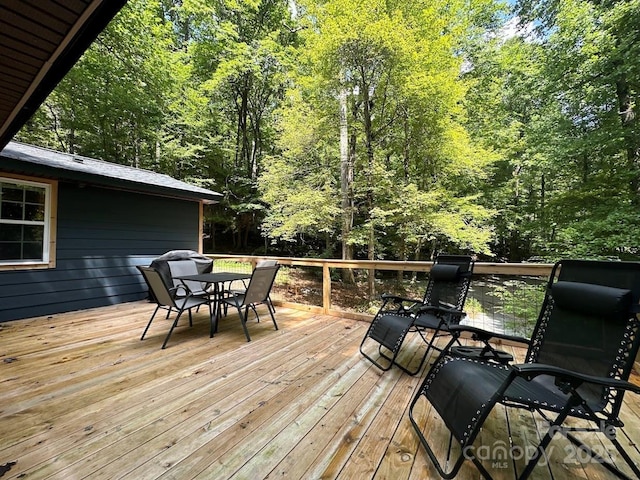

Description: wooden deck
[1,301,639,480]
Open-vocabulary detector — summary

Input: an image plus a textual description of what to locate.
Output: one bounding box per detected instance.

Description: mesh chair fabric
[244,265,279,305]
[369,313,414,351]
[421,259,640,448]
[150,250,213,288]
[138,267,176,307]
[168,260,210,296]
[425,356,590,444]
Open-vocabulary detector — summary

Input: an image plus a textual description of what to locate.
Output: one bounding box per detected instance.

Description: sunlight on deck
[1,301,639,479]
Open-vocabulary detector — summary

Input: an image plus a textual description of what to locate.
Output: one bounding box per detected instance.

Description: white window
[0,177,51,264]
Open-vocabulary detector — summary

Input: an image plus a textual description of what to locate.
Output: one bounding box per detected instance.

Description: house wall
[0,182,200,322]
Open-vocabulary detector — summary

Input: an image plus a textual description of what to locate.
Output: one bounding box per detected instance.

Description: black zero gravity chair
[359,254,474,375]
[409,259,640,480]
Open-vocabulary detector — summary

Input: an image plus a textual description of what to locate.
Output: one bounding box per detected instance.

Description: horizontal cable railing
[208,255,553,338]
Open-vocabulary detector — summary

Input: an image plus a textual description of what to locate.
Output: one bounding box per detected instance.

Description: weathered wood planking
[1,302,639,480]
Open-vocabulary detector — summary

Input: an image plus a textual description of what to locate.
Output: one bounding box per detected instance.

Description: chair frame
[168,259,211,297]
[166,259,213,318]
[137,266,213,349]
[219,264,280,341]
[409,259,640,480]
[360,254,474,375]
[225,260,278,316]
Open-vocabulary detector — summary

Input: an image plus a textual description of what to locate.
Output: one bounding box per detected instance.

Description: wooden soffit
[0,0,128,150]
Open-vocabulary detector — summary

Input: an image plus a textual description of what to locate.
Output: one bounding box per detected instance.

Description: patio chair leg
[518,397,578,480]
[267,295,275,314]
[401,325,463,376]
[608,436,640,479]
[141,306,161,340]
[409,397,471,479]
[209,301,216,338]
[237,307,251,341]
[406,327,445,375]
[362,348,394,371]
[268,306,278,331]
[162,310,184,349]
[249,304,260,321]
[376,344,400,366]
[377,326,441,376]
[244,305,255,323]
[562,430,640,480]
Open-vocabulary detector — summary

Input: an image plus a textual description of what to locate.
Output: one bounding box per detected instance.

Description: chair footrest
[450,345,513,364]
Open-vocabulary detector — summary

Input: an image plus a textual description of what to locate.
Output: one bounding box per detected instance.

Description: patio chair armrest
[169,285,186,297]
[173,282,212,300]
[414,306,466,324]
[448,325,530,345]
[224,290,245,302]
[378,294,423,315]
[380,293,422,305]
[511,364,640,394]
[417,304,465,316]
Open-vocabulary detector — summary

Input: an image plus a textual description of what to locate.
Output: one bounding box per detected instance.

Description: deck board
[1,301,640,479]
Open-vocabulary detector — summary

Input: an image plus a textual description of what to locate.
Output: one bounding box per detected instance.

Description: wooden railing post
[323,263,331,314]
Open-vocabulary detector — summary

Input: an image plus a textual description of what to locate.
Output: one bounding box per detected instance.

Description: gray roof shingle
[1,141,222,203]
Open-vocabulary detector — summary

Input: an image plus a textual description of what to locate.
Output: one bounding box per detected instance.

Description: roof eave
[0,0,128,150]
[0,153,222,204]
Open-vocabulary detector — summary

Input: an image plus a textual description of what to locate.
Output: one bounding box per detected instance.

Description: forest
[15,0,640,263]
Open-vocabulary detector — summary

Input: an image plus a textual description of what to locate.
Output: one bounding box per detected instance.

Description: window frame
[0,173,57,270]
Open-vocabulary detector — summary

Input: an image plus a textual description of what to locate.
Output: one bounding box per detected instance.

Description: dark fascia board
[1,141,222,204]
[0,0,129,150]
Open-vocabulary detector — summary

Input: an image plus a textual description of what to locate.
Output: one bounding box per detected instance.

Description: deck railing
[207,254,554,338]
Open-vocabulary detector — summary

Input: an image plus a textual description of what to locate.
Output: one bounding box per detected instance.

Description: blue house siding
[0,182,201,322]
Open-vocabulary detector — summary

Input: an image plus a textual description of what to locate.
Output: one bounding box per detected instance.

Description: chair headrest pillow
[551,281,633,318]
[430,264,461,281]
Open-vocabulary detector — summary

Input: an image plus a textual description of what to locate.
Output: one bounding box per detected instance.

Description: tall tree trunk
[616,76,640,205]
[339,87,355,283]
[361,76,375,299]
[235,90,247,169]
[235,77,251,175]
[540,173,545,237]
[399,110,410,282]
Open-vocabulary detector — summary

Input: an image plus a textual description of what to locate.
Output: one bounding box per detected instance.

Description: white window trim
[0,174,57,270]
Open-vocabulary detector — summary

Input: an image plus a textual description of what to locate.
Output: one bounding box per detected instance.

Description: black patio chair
[219,264,280,341]
[224,259,279,315]
[168,259,212,297]
[359,254,474,375]
[137,265,213,349]
[409,259,640,480]
[148,249,213,297]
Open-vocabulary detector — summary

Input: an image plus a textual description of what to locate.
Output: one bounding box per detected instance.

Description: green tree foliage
[15,0,640,262]
[19,0,176,167]
[536,0,640,259]
[465,0,640,261]
[260,91,341,245]
[259,0,497,262]
[179,0,297,249]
